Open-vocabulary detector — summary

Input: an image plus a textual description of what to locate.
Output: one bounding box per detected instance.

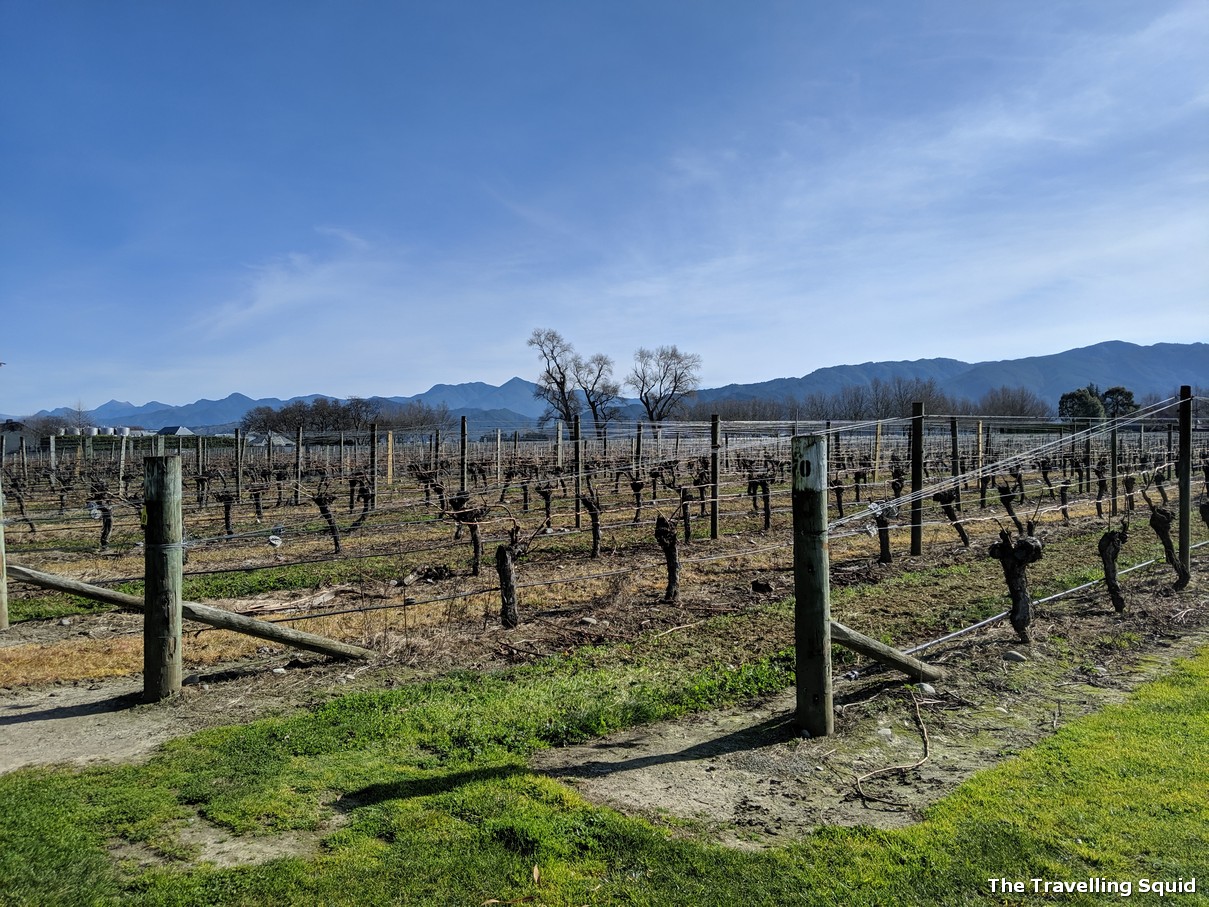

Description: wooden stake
[0,468,8,631]
[792,434,833,737]
[143,456,183,702]
[710,414,720,540]
[1178,385,1192,571]
[830,621,942,682]
[910,402,924,556]
[7,563,374,660]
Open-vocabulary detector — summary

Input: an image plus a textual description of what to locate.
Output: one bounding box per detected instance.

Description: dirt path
[533,596,1209,849]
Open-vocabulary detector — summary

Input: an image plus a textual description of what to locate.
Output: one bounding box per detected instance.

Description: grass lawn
[0,624,1205,906]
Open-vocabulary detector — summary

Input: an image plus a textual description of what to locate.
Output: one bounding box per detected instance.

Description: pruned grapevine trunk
[1097,522,1128,612]
[988,529,1043,642]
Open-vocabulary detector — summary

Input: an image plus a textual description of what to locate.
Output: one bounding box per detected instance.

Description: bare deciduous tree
[528,328,579,425]
[976,386,1052,418]
[572,352,620,438]
[627,345,702,424]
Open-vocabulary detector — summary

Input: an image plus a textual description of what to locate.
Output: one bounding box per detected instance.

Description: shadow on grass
[336,763,526,813]
[540,711,800,779]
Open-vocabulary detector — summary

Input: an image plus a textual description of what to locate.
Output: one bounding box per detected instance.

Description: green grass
[1,619,1206,906]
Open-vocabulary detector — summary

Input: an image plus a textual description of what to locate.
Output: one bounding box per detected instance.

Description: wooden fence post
[911,402,924,556]
[386,430,394,486]
[872,420,882,489]
[1110,421,1119,517]
[792,434,833,738]
[369,422,379,509]
[293,426,303,506]
[0,468,8,631]
[1178,385,1192,571]
[459,417,468,494]
[143,456,183,702]
[710,414,720,540]
[234,427,243,503]
[573,416,582,530]
[950,417,961,507]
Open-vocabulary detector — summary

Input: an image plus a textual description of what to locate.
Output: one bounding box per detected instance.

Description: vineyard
[2,394,1208,830]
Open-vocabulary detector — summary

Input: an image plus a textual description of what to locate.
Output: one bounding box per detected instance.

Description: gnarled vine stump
[1097,521,1129,612]
[989,529,1043,641]
[654,515,679,603]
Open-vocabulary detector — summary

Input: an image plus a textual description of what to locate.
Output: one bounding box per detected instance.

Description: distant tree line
[676,378,1055,422]
[238,397,452,435]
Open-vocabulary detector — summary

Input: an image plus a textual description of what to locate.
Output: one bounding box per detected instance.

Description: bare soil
[534,589,1208,849]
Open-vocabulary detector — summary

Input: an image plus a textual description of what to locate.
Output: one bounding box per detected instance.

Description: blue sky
[2,1,1206,417]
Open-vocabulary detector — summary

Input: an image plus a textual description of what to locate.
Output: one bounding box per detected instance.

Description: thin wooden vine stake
[143,455,183,702]
[1178,385,1192,571]
[792,433,833,738]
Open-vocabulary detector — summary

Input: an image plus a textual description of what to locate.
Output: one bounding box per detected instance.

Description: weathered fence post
[910,402,924,556]
[573,415,582,531]
[950,417,960,498]
[792,434,833,738]
[0,468,8,631]
[710,414,720,540]
[143,456,183,703]
[293,425,303,505]
[1110,421,1119,517]
[459,416,468,494]
[1178,385,1192,572]
[873,420,883,489]
[386,430,394,486]
[370,422,379,509]
[234,427,243,503]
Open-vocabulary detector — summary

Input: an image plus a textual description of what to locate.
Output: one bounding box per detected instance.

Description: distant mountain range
[8,340,1207,432]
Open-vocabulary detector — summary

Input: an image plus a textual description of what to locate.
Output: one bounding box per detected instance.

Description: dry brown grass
[4,456,1203,691]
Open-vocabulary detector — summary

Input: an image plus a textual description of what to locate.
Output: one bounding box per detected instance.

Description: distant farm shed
[156,426,195,436]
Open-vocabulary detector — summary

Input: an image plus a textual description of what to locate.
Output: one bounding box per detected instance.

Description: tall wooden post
[496,429,502,486]
[950,417,960,506]
[1110,421,1119,517]
[0,468,9,631]
[911,402,924,556]
[459,416,468,494]
[234,427,243,503]
[118,433,128,494]
[369,422,379,509]
[1178,385,1192,571]
[556,420,563,469]
[386,430,394,486]
[872,421,882,488]
[292,426,303,505]
[143,456,183,702]
[792,434,833,737]
[710,414,720,540]
[634,422,643,474]
[573,415,582,530]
